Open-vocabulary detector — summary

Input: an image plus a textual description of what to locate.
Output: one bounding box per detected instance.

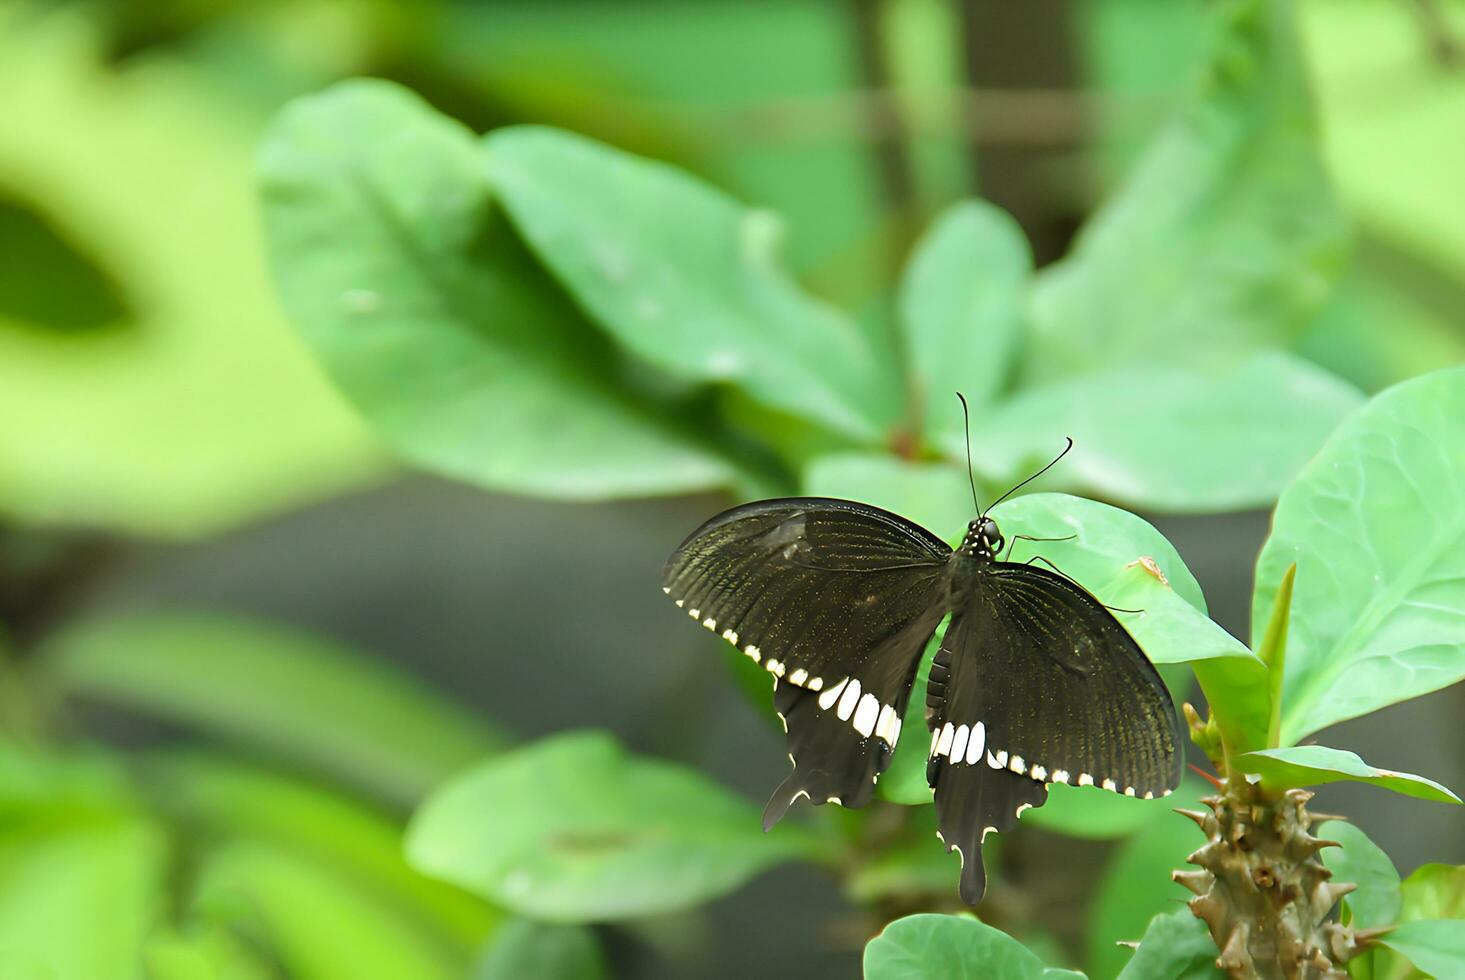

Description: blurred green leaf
[1025,0,1345,379]
[1023,777,1204,842]
[1088,811,1201,980]
[1234,747,1460,804]
[898,200,1030,447]
[1116,908,1225,980]
[0,194,128,332]
[1375,921,1465,980]
[406,730,828,922]
[143,927,275,980]
[1318,821,1401,929]
[863,914,1080,979]
[42,612,499,807]
[484,124,902,443]
[1252,364,1465,745]
[0,10,380,537]
[1374,863,1465,980]
[145,752,497,951]
[193,840,466,980]
[802,454,973,546]
[0,817,165,980]
[965,353,1363,514]
[260,79,740,499]
[1256,563,1295,750]
[475,919,605,980]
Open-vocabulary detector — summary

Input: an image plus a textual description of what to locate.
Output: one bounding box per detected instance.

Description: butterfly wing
[663,498,952,827]
[926,560,1183,904]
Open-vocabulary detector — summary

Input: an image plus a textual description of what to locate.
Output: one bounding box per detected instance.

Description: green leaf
[1318,821,1401,929]
[1376,921,1465,980]
[802,453,973,547]
[1024,0,1345,380]
[0,13,380,537]
[963,352,1363,513]
[0,818,166,980]
[484,125,902,443]
[475,919,605,980]
[898,200,1030,447]
[145,752,498,951]
[1257,563,1296,750]
[1116,909,1225,980]
[863,914,1078,980]
[1253,364,1465,745]
[1023,777,1205,842]
[41,612,499,807]
[406,731,828,922]
[1399,863,1465,922]
[193,840,467,980]
[143,927,275,980]
[1088,812,1202,980]
[1233,746,1461,804]
[259,80,739,499]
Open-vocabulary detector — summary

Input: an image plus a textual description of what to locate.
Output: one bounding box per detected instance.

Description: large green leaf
[1088,812,1201,980]
[406,731,828,922]
[143,928,274,980]
[1253,364,1465,744]
[484,125,901,443]
[898,200,1030,448]
[1024,0,1345,380]
[1375,921,1465,980]
[42,612,499,807]
[1374,864,1465,980]
[0,10,379,536]
[475,919,605,980]
[963,353,1362,514]
[1318,821,1401,929]
[1233,747,1460,805]
[259,80,739,499]
[1116,909,1225,980]
[863,914,1080,980]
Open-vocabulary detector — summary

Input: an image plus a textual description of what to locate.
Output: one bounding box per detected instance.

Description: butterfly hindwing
[926,561,1183,903]
[663,498,951,826]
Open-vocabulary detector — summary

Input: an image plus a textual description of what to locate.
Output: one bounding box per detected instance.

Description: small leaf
[1318,821,1401,929]
[1116,909,1226,980]
[485,125,902,443]
[863,914,1065,980]
[406,731,827,922]
[1234,746,1461,804]
[963,352,1363,513]
[1376,921,1465,980]
[898,200,1031,447]
[475,919,605,980]
[41,612,499,807]
[1088,813,1202,980]
[1257,563,1296,750]
[1253,363,1465,745]
[260,80,739,500]
[1024,0,1345,379]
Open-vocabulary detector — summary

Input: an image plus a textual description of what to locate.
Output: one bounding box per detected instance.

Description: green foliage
[1375,921,1465,980]
[475,920,606,980]
[1114,910,1225,980]
[485,125,902,443]
[39,612,500,808]
[259,81,742,500]
[1371,863,1465,980]
[1318,822,1401,930]
[1254,364,1465,744]
[1234,746,1460,805]
[406,730,829,922]
[863,914,1082,980]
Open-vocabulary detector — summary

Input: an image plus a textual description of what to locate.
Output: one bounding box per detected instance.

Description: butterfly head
[962,517,1004,559]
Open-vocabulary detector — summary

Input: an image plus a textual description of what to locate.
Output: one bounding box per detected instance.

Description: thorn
[1316,881,1357,911]
[1115,941,1140,950]
[1172,869,1211,895]
[1217,923,1251,972]
[1296,836,1343,855]
[1308,812,1349,825]
[1175,808,1210,830]
[1189,763,1224,788]
[1353,925,1395,946]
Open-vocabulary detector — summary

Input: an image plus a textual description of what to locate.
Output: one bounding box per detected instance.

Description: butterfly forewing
[662,498,952,825]
[925,560,1183,901]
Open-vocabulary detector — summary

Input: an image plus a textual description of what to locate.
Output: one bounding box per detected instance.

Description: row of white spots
[814,677,902,746]
[666,589,830,693]
[927,719,1167,801]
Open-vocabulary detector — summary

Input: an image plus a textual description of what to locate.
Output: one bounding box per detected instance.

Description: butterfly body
[663,496,1182,903]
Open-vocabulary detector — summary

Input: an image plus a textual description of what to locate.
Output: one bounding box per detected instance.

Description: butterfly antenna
[981,437,1074,518]
[956,393,982,514]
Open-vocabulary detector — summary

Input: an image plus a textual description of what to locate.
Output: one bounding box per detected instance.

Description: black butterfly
[662,436,1183,904]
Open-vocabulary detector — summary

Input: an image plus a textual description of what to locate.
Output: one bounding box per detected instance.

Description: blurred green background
[2,1,1463,978]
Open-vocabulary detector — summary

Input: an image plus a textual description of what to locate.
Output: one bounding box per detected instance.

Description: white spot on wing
[808,676,823,692]
[952,725,970,763]
[1101,778,1117,792]
[817,677,848,711]
[1031,764,1047,781]
[836,679,862,721]
[967,722,985,765]
[852,694,879,737]
[936,723,955,757]
[1052,769,1070,784]
[702,617,717,630]
[721,629,739,645]
[1078,773,1094,787]
[874,704,897,744]
[1009,755,1025,774]
[789,668,807,686]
